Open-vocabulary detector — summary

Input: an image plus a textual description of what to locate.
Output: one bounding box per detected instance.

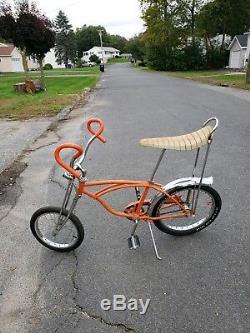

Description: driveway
[0,63,249,333]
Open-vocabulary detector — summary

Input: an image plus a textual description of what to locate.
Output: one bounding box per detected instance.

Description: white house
[0,43,64,72]
[82,46,120,64]
[0,43,38,72]
[44,48,65,69]
[228,32,250,69]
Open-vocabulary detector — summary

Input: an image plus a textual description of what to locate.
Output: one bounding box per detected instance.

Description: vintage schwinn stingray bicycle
[30,117,222,260]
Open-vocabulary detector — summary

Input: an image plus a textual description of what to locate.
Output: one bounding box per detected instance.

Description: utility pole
[98,29,104,71]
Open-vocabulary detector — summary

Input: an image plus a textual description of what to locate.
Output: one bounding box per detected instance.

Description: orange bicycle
[30,117,221,260]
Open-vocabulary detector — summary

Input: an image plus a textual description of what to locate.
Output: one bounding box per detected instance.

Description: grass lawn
[0,68,100,119]
[166,70,250,90]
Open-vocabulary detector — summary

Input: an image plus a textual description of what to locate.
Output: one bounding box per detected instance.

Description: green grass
[0,68,100,119]
[166,70,250,90]
[108,57,130,64]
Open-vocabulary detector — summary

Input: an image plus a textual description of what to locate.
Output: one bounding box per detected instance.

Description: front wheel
[151,185,221,236]
[30,206,84,252]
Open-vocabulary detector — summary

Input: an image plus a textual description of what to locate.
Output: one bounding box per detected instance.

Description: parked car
[82,61,96,67]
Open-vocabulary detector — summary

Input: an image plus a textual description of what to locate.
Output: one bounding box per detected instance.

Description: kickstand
[147,223,162,260]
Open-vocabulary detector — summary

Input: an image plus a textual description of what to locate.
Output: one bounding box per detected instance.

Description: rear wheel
[30,206,84,252]
[151,185,221,236]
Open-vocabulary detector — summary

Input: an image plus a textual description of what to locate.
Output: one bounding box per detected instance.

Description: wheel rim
[34,212,79,249]
[156,188,215,231]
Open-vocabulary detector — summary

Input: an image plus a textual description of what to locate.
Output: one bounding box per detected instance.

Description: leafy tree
[140,0,185,70]
[198,0,250,51]
[26,13,55,84]
[127,34,145,62]
[0,1,16,42]
[55,10,77,67]
[178,0,208,45]
[108,34,128,53]
[75,25,110,58]
[0,0,54,80]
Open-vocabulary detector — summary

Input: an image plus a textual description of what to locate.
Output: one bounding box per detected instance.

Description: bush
[89,54,101,64]
[205,48,229,69]
[146,46,167,71]
[43,63,53,70]
[145,42,229,71]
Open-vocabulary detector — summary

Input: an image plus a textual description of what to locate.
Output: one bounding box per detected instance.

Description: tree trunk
[38,57,45,85]
[20,48,29,80]
[246,53,250,84]
[221,32,226,52]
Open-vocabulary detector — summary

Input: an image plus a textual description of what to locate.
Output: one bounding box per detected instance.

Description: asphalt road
[0,63,249,333]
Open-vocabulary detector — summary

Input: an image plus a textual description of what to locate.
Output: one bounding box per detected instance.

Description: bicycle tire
[151,185,221,236]
[30,206,84,252]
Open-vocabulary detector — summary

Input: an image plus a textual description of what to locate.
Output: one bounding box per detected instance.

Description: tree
[108,34,128,53]
[25,13,55,84]
[0,0,54,80]
[127,34,145,61]
[55,10,77,67]
[178,0,208,45]
[75,25,110,58]
[0,1,16,41]
[198,0,250,51]
[140,0,185,70]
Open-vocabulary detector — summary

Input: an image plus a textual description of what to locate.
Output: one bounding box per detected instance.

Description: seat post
[150,149,166,181]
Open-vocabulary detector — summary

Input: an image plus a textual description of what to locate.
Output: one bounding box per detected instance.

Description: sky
[32,0,145,39]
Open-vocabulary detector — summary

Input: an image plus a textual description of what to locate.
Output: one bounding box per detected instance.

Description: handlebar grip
[54,143,84,179]
[87,118,106,143]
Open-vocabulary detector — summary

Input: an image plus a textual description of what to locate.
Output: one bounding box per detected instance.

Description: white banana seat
[140,125,213,151]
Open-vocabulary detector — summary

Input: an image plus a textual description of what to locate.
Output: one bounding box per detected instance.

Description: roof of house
[236,35,248,47]
[0,44,15,56]
[228,34,248,50]
[91,46,120,52]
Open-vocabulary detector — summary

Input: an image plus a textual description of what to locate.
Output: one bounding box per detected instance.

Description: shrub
[89,54,101,64]
[146,46,167,71]
[43,63,53,70]
[205,48,229,69]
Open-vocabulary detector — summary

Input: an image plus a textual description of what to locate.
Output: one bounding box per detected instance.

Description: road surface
[0,64,249,333]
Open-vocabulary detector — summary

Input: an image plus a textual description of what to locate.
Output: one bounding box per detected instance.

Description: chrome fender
[163,176,213,191]
[148,177,213,216]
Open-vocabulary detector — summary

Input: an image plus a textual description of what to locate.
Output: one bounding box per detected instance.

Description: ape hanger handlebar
[54,118,106,179]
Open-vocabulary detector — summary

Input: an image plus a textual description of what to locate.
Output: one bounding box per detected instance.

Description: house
[82,46,120,64]
[0,43,64,72]
[0,43,39,72]
[44,49,65,69]
[228,32,250,69]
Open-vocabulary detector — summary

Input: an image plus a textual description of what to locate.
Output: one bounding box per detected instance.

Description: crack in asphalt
[32,257,66,300]
[26,141,59,153]
[75,305,140,333]
[69,251,140,333]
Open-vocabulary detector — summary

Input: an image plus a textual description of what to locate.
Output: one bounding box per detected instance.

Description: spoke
[35,212,78,248]
[157,188,215,231]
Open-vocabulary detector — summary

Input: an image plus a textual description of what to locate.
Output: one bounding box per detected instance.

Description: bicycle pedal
[128,235,140,250]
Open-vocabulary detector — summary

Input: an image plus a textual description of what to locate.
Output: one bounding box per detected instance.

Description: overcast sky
[32,0,145,39]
